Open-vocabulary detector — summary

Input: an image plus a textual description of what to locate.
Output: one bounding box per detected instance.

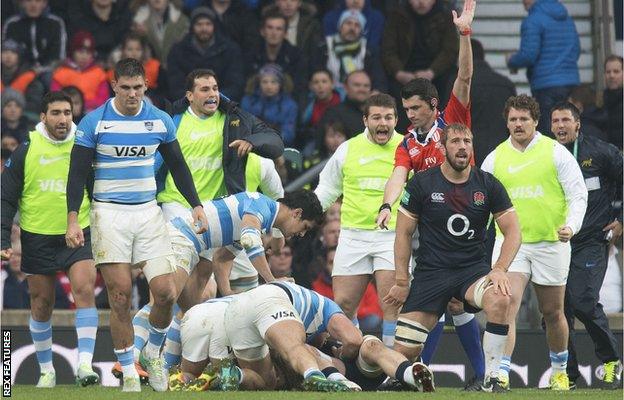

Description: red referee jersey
[394,93,472,172]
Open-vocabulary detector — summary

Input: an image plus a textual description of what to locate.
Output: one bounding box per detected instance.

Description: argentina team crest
[473,191,485,206]
[144,121,154,131]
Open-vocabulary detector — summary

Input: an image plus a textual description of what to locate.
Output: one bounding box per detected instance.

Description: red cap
[69,30,96,55]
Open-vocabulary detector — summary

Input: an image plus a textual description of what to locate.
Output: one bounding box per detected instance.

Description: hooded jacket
[508,0,580,90]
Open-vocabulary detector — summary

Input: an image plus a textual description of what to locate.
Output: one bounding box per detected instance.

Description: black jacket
[316,97,365,141]
[244,39,307,95]
[167,95,284,194]
[166,33,244,101]
[207,0,261,55]
[2,11,67,68]
[568,133,623,244]
[603,87,623,150]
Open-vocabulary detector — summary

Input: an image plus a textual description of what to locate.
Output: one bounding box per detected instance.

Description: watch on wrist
[379,203,391,213]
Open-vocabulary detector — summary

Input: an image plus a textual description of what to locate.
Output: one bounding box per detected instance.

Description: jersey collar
[35,121,77,144]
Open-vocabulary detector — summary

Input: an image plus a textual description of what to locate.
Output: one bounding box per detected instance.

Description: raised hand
[452,0,476,31]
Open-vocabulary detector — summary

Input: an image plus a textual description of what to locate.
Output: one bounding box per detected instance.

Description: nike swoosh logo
[359,156,384,165]
[39,155,67,165]
[190,130,216,141]
[103,124,115,130]
[507,161,535,174]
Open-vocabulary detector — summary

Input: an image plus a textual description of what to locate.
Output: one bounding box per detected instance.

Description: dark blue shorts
[21,228,93,275]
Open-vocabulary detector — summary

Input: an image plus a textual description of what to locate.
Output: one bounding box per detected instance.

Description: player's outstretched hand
[384,284,409,306]
[192,206,209,234]
[0,248,13,260]
[376,209,391,230]
[229,139,253,158]
[65,221,85,248]
[452,0,476,31]
[485,268,511,296]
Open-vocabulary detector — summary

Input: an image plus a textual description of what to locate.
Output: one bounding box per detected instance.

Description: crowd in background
[0,0,622,328]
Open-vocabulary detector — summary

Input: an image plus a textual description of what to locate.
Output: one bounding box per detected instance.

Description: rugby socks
[382,320,397,347]
[144,324,168,359]
[483,322,509,379]
[499,355,512,381]
[452,312,485,379]
[549,350,568,374]
[163,315,182,369]
[132,304,151,361]
[75,307,98,366]
[322,366,348,382]
[420,315,445,364]
[303,368,325,380]
[114,346,139,378]
[29,317,54,373]
[395,360,417,387]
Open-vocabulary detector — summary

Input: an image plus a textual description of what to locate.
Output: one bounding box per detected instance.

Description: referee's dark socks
[395,360,412,386]
[322,366,341,378]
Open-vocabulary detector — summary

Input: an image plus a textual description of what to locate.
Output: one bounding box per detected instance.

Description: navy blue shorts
[401,264,490,317]
[21,228,93,275]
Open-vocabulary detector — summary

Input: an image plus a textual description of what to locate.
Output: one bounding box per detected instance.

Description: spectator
[241,64,298,147]
[206,0,261,55]
[1,89,32,143]
[1,40,45,117]
[320,217,340,248]
[298,69,342,150]
[67,0,132,64]
[132,0,190,66]
[166,7,244,100]
[567,84,608,142]
[244,11,306,96]
[303,120,348,177]
[468,39,516,166]
[265,0,322,60]
[316,9,387,91]
[325,200,342,222]
[62,86,86,123]
[603,55,623,150]
[50,30,109,112]
[506,0,580,133]
[2,0,67,71]
[268,243,293,279]
[2,239,30,309]
[317,69,370,139]
[1,135,20,152]
[108,33,165,105]
[322,0,385,50]
[311,246,383,332]
[382,0,458,111]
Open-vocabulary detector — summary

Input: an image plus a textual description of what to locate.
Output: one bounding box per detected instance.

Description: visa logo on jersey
[508,185,544,199]
[113,146,147,157]
[271,310,296,320]
[38,179,66,193]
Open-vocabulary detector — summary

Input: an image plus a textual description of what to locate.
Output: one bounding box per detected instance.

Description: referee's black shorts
[21,228,93,275]
[401,263,491,317]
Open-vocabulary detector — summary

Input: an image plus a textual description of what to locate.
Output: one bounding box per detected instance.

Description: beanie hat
[1,88,25,110]
[337,9,366,31]
[69,30,96,55]
[190,6,217,26]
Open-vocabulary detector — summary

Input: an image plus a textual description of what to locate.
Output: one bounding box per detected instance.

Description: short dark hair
[185,68,218,92]
[363,93,396,116]
[441,123,472,145]
[41,91,73,114]
[550,101,581,122]
[114,58,145,80]
[278,190,324,225]
[62,86,84,103]
[401,78,438,109]
[503,94,540,122]
[122,32,147,51]
[310,68,333,82]
[471,38,485,61]
[262,10,288,30]
[568,84,596,110]
[604,55,623,69]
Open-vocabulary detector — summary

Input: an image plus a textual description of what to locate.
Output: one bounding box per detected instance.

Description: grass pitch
[9,386,624,400]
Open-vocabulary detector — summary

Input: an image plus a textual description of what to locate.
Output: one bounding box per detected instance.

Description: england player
[385,124,522,392]
[376,2,485,386]
[481,95,588,390]
[65,58,208,392]
[1,92,99,388]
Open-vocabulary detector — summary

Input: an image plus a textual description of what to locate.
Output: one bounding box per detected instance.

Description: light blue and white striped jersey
[170,192,279,253]
[271,281,344,337]
[75,98,176,204]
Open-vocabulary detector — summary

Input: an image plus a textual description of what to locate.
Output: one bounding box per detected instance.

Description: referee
[1,92,99,388]
[551,101,623,389]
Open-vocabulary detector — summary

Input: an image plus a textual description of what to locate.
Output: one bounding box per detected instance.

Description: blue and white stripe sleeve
[75,109,103,148]
[160,111,177,143]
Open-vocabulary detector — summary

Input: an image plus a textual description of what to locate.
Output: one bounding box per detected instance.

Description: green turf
[8,386,624,400]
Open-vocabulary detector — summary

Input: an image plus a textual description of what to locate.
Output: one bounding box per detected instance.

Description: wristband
[379,203,391,213]
[459,27,472,36]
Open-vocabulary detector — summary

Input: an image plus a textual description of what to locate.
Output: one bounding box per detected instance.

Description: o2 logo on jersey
[113,146,147,156]
[447,213,475,239]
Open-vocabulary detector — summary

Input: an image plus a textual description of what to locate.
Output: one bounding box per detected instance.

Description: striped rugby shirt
[75,98,176,204]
